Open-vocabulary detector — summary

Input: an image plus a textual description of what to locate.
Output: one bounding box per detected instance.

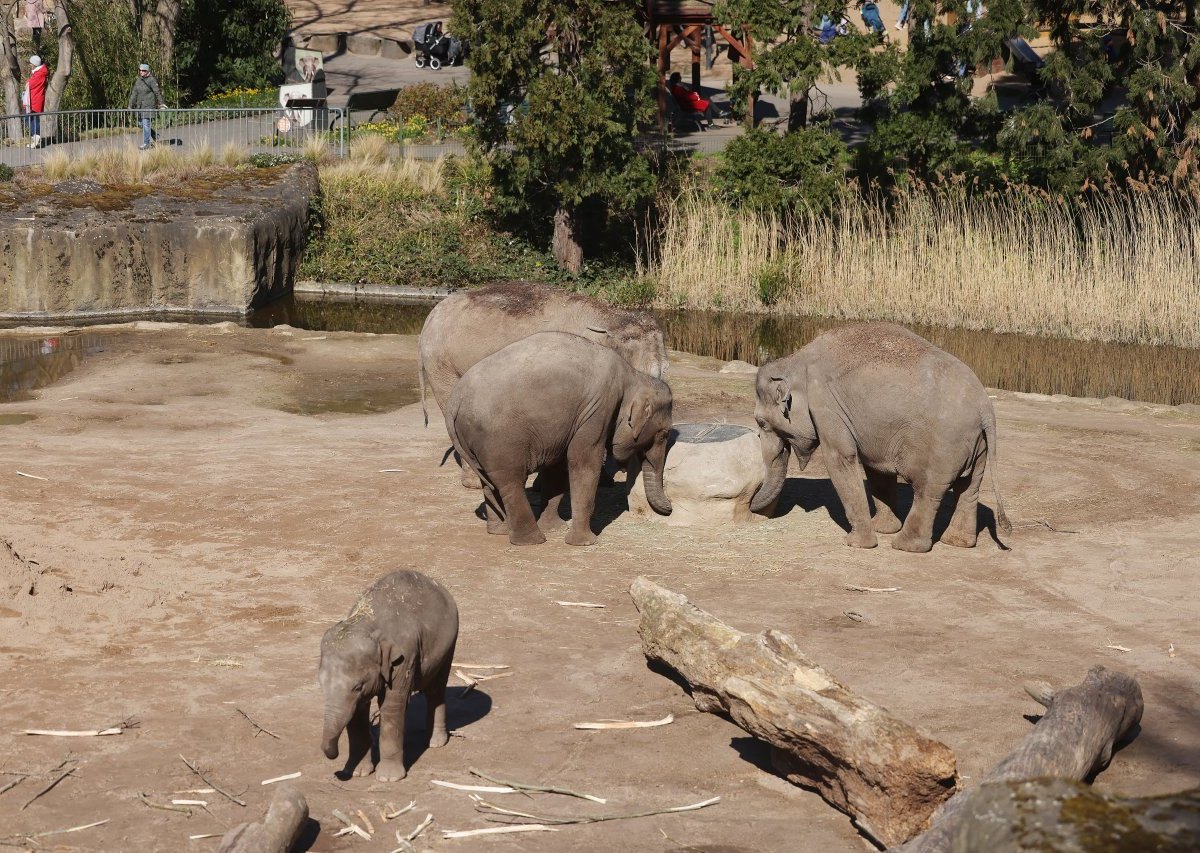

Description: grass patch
[641,190,1200,349]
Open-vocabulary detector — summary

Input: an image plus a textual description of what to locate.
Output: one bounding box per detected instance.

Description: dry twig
[356,809,376,835]
[21,761,77,811]
[15,471,48,481]
[383,801,416,820]
[236,708,281,740]
[471,794,721,826]
[180,755,246,807]
[432,780,516,794]
[260,772,301,786]
[844,585,901,593]
[555,601,605,608]
[451,663,509,670]
[405,813,434,841]
[0,777,25,797]
[138,792,192,815]
[573,714,674,730]
[442,824,557,839]
[469,769,606,804]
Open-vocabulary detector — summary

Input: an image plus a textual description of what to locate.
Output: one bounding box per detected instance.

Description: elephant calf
[750,322,1012,552]
[319,570,458,782]
[444,331,674,546]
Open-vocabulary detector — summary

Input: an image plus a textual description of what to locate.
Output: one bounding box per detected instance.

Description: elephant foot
[939,528,978,548]
[845,528,878,549]
[892,531,933,553]
[871,513,903,534]
[509,527,547,546]
[375,758,407,783]
[539,511,568,532]
[460,470,483,489]
[564,527,597,546]
[350,758,376,778]
[428,729,449,748]
[486,517,509,535]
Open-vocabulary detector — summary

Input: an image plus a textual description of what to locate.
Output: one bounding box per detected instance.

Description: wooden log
[948,778,1200,852]
[893,665,1143,852]
[218,784,308,853]
[629,577,958,847]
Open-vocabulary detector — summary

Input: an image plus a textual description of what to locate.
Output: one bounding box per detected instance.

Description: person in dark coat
[128,62,167,150]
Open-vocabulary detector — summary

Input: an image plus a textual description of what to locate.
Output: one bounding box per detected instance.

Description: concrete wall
[0,163,318,320]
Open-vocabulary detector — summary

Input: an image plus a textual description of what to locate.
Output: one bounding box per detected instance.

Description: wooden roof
[645,0,717,24]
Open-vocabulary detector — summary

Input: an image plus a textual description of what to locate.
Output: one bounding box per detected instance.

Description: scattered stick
[843,610,865,622]
[455,669,513,696]
[1105,644,1132,653]
[260,772,301,786]
[405,813,434,841]
[0,776,25,797]
[18,718,136,737]
[5,818,110,841]
[469,769,607,804]
[443,824,558,839]
[356,809,376,836]
[844,585,901,593]
[555,601,605,608]
[173,799,209,807]
[174,788,216,795]
[432,780,516,794]
[334,825,372,840]
[21,762,77,811]
[138,792,192,814]
[1014,519,1080,534]
[573,714,674,730]
[378,468,406,473]
[384,801,416,820]
[190,834,222,840]
[15,471,48,481]
[180,755,246,807]
[471,794,720,826]
[235,708,281,740]
[451,663,509,670]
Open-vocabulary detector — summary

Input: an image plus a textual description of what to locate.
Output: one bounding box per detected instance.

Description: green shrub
[175,0,291,103]
[716,126,848,213]
[756,263,789,306]
[248,152,299,168]
[386,82,468,135]
[0,164,13,182]
[61,0,178,110]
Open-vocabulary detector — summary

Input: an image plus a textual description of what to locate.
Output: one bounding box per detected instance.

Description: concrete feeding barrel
[628,422,774,526]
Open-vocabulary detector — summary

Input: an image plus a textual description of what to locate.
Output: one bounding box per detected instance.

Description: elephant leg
[376,671,413,783]
[345,701,375,777]
[866,468,903,534]
[564,444,604,546]
[537,461,569,532]
[482,480,509,535]
[942,456,985,548]
[893,480,951,553]
[424,657,452,748]
[454,450,483,489]
[497,471,545,545]
[822,445,877,548]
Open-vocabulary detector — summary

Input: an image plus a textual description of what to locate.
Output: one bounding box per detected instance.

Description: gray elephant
[444,331,674,546]
[749,323,1011,552]
[418,282,668,486]
[319,570,458,782]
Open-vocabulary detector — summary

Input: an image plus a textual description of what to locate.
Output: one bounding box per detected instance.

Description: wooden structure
[644,1,756,129]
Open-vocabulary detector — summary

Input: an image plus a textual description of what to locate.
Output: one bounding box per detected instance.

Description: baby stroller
[412,21,466,70]
[859,1,888,41]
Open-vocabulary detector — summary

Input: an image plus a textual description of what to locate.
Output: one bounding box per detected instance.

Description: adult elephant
[418,281,668,485]
[750,322,1011,552]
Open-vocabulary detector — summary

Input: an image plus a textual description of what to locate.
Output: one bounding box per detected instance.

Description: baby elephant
[444,331,674,546]
[318,570,458,782]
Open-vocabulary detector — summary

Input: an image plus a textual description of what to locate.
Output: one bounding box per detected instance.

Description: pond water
[2,296,1197,406]
[248,296,1200,406]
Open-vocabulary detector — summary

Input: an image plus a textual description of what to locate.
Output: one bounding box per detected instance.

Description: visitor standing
[128,62,167,150]
[25,55,47,149]
[25,1,45,50]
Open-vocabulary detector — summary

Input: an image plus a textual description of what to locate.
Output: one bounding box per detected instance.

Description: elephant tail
[418,347,429,428]
[447,411,495,492]
[984,416,1012,535]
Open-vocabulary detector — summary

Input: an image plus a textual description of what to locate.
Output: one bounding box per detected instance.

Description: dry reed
[644,191,1200,349]
[34,143,248,185]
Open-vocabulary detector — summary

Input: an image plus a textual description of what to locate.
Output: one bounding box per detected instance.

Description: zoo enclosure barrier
[0,107,348,168]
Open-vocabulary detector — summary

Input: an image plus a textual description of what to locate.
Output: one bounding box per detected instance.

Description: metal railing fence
[0,107,347,168]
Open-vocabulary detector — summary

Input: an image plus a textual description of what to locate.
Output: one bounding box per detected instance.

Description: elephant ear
[626,388,656,443]
[375,635,405,686]
[769,376,792,421]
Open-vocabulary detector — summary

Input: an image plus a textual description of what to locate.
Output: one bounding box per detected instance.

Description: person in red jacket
[25,55,48,149]
[668,71,713,130]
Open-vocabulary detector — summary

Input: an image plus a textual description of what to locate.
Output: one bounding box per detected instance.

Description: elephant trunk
[641,456,672,516]
[750,434,789,513]
[321,704,352,759]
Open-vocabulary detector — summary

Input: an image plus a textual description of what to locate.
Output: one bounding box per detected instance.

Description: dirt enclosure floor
[1,323,1198,852]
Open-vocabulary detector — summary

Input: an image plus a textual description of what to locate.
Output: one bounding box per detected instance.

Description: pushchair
[412,21,466,70]
[859,1,888,41]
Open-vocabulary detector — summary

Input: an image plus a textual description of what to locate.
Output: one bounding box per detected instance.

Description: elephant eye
[352,682,364,693]
[755,417,768,429]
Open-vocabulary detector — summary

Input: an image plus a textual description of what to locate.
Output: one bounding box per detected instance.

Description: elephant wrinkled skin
[418,281,668,486]
[750,322,1012,552]
[444,331,674,546]
[318,570,458,782]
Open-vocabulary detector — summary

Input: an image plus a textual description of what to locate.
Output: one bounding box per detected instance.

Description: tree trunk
[552,204,583,274]
[788,88,809,131]
[141,0,181,69]
[218,784,308,853]
[628,577,958,848]
[40,0,72,136]
[1,0,23,139]
[944,778,1200,852]
[893,665,1143,853]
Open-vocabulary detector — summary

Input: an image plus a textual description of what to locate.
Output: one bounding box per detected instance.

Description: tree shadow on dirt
[773,476,1008,549]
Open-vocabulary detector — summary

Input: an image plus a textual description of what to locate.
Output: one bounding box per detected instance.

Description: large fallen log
[893,665,1143,852]
[947,778,1200,852]
[629,576,958,847]
[218,784,308,853]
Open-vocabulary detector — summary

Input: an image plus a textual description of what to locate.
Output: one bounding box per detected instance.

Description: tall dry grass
[644,191,1200,348]
[38,144,246,185]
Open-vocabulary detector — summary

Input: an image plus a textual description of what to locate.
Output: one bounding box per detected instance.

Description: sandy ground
[1,323,1198,852]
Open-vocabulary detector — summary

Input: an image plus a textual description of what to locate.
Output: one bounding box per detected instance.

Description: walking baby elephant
[444,332,674,546]
[318,570,458,782]
[749,322,1011,552]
